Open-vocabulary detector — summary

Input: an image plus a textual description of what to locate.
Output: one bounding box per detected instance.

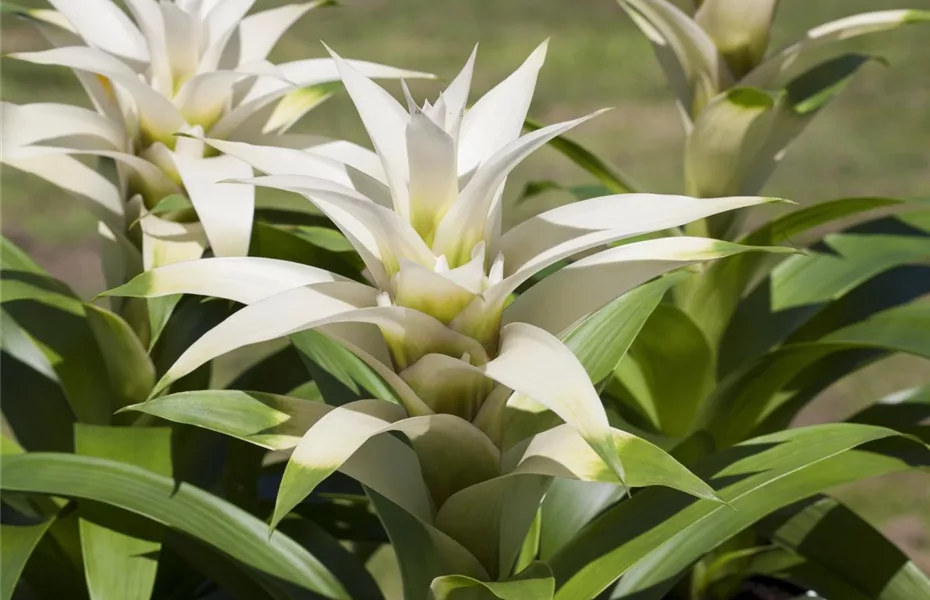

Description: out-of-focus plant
[509,1,930,598]
[0,0,429,325]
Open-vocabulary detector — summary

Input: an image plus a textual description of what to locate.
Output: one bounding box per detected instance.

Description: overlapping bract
[1,0,431,266]
[109,43,785,580]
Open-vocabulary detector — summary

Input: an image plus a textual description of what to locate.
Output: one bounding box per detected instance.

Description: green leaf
[616,303,713,437]
[784,54,879,116]
[293,225,356,253]
[517,182,617,206]
[1,453,351,599]
[682,197,911,344]
[250,222,363,280]
[717,232,930,376]
[75,424,172,600]
[84,304,156,408]
[1,517,57,600]
[291,330,400,406]
[1,309,75,451]
[145,193,193,216]
[564,272,687,385]
[701,301,930,446]
[367,488,488,600]
[430,562,555,600]
[123,390,329,451]
[756,497,930,600]
[549,424,930,599]
[523,118,640,194]
[1,237,115,425]
[277,518,385,600]
[770,234,930,311]
[0,235,52,275]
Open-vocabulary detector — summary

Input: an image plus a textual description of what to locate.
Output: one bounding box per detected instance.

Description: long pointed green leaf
[756,497,930,600]
[0,453,350,599]
[563,272,688,386]
[1,518,57,600]
[75,425,172,600]
[681,197,913,345]
[550,424,930,599]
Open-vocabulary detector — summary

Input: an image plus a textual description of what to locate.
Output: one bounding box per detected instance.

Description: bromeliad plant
[508,1,930,598]
[1,0,429,298]
[2,4,929,600]
[99,43,793,596]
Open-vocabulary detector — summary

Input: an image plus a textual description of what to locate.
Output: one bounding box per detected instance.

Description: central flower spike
[112,43,784,580]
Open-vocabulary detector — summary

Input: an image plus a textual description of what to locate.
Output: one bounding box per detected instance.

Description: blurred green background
[2,0,929,571]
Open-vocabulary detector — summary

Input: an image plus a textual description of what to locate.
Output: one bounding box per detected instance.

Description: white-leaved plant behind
[1,0,431,276]
[112,43,790,594]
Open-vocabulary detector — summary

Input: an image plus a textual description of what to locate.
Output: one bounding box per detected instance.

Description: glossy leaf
[563,272,687,385]
[1,236,115,424]
[550,424,930,599]
[682,197,911,344]
[430,561,555,600]
[0,309,74,451]
[75,424,171,600]
[84,304,156,408]
[1,517,56,600]
[702,301,930,446]
[615,303,713,437]
[756,497,930,600]
[367,488,488,600]
[717,232,930,376]
[1,453,350,599]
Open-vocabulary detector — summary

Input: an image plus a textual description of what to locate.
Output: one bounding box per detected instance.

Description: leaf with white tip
[106,257,346,305]
[244,174,435,285]
[744,9,930,88]
[505,237,792,337]
[1,101,126,152]
[498,194,782,291]
[482,323,626,486]
[509,424,717,499]
[407,111,458,243]
[174,154,255,258]
[124,390,434,522]
[11,47,183,142]
[202,136,392,207]
[275,402,502,527]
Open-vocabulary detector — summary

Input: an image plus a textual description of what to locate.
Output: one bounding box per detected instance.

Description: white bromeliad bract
[112,44,785,583]
[0,0,430,267]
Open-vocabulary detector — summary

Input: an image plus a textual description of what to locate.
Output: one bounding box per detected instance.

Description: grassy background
[2,0,929,571]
